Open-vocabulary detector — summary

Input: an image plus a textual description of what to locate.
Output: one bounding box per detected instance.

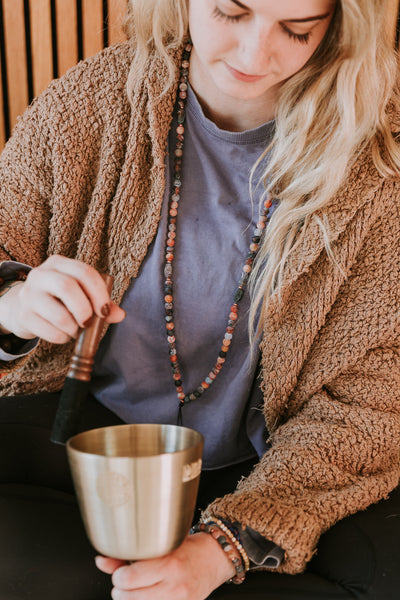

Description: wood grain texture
[82,0,104,59]
[55,0,78,76]
[387,0,400,43]
[0,52,5,148]
[108,0,127,45]
[30,0,53,98]
[2,0,29,131]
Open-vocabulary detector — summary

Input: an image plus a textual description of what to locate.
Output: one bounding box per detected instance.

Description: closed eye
[280,23,311,44]
[212,6,244,24]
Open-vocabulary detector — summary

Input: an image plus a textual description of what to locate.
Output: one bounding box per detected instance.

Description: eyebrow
[285,13,331,23]
[230,0,251,7]
[229,1,331,23]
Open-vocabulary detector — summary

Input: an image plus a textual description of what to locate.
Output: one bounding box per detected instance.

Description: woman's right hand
[0,255,125,343]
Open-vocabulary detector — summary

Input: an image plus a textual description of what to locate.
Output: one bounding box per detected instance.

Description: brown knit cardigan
[0,42,400,575]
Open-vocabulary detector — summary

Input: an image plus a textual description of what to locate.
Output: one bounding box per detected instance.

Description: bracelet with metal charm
[190,521,246,584]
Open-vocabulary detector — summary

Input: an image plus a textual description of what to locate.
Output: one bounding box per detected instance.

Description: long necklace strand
[164,43,273,425]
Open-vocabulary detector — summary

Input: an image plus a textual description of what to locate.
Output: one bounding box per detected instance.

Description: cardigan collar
[105,44,182,303]
[273,147,385,311]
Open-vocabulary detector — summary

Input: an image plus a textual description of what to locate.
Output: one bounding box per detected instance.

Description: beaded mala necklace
[165,42,273,425]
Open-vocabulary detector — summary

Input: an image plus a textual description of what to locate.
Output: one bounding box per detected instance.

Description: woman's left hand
[95,532,236,600]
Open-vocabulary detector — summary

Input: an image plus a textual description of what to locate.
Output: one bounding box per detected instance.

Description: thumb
[95,555,127,574]
[105,302,126,324]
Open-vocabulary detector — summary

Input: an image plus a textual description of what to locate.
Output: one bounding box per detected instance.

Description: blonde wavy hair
[125,0,400,334]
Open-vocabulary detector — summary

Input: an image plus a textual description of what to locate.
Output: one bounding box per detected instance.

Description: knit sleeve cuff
[202,492,322,574]
[233,522,284,569]
[0,334,39,360]
[0,261,38,361]
[0,260,31,280]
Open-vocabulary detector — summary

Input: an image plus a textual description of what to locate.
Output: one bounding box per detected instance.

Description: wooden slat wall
[2,0,29,135]
[0,0,127,151]
[0,50,4,150]
[387,0,400,40]
[108,0,128,45]
[30,0,53,99]
[82,0,104,59]
[55,0,78,75]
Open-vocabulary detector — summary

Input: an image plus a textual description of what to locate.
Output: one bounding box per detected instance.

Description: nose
[237,24,272,73]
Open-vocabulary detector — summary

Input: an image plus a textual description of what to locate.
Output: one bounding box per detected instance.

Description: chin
[220,84,273,102]
[217,75,277,101]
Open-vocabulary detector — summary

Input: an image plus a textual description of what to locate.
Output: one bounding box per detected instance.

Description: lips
[224,62,267,83]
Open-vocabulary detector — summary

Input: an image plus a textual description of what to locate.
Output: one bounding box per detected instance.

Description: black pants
[1,393,399,600]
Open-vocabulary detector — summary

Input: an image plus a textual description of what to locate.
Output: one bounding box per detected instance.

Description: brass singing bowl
[67,423,204,560]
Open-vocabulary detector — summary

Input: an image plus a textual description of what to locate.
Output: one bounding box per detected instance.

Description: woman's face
[188,0,335,122]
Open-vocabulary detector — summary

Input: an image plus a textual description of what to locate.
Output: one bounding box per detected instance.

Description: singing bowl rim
[66,423,204,459]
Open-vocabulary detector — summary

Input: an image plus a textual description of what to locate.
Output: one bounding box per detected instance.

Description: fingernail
[83,317,93,328]
[101,303,110,317]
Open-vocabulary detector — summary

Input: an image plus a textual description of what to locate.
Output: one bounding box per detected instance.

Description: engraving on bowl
[182,458,202,482]
[96,471,132,507]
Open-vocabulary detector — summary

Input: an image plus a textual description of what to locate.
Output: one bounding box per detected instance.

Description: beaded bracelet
[202,517,250,573]
[191,522,246,585]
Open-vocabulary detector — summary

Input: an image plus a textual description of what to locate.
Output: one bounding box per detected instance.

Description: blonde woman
[0,0,399,598]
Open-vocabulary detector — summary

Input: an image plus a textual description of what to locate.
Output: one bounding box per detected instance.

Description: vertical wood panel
[2,0,29,131]
[108,0,127,45]
[387,0,400,43]
[0,53,5,149]
[82,0,103,59]
[55,0,78,76]
[30,0,53,98]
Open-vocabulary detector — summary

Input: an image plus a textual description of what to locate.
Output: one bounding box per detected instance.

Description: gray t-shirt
[91,87,275,469]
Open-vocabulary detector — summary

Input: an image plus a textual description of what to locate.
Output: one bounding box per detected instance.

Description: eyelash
[212,7,242,23]
[281,23,311,45]
[212,7,311,44]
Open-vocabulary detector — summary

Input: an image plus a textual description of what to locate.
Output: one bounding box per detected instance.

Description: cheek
[277,39,322,79]
[274,47,308,79]
[188,13,226,62]
[188,7,207,49]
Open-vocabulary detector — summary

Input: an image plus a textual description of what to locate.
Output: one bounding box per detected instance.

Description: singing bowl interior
[67,423,203,458]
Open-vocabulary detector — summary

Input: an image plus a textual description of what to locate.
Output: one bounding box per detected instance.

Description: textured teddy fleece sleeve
[203,347,400,574]
[202,184,400,574]
[0,89,57,372]
[0,91,56,266]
